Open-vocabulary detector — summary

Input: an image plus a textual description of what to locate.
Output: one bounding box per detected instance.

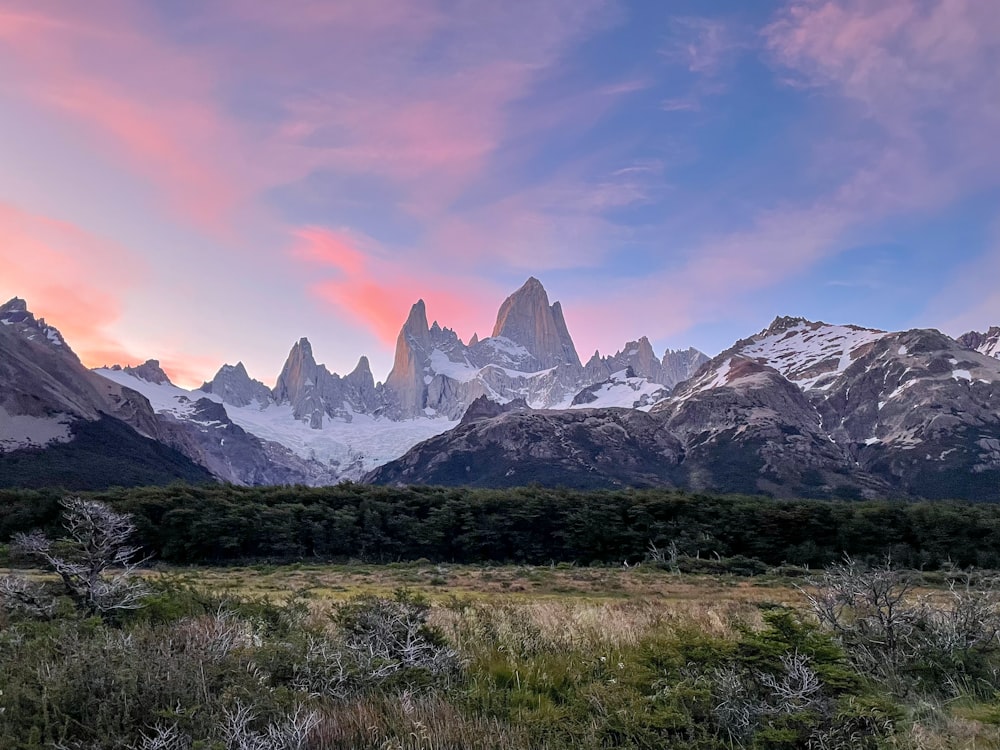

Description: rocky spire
[274,338,320,407]
[661,347,710,389]
[386,300,432,416]
[607,336,661,381]
[490,277,582,369]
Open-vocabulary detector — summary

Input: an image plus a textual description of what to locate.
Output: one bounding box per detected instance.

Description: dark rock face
[122,360,172,385]
[367,407,683,489]
[959,326,1000,359]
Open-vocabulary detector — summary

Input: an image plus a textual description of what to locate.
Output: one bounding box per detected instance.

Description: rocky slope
[370,316,1000,500]
[368,397,683,489]
[0,298,212,487]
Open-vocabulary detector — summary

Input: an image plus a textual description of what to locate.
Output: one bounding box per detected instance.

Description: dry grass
[132,561,805,605]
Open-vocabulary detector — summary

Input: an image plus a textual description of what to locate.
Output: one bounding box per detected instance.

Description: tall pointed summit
[491,277,581,369]
[386,300,433,416]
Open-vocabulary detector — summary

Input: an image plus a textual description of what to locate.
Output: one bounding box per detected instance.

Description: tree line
[2,483,1000,568]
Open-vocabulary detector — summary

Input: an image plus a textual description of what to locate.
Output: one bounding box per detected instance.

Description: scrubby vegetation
[4,483,1000,568]
[3,501,1000,748]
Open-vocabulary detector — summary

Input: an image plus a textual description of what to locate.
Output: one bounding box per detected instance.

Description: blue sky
[0,0,997,386]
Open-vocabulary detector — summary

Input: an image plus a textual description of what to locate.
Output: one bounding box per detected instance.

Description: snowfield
[95,369,456,478]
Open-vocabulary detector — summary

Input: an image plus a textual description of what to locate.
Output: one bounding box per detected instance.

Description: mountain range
[1,279,998,500]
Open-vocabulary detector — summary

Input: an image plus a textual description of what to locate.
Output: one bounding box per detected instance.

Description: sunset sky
[1,0,998,388]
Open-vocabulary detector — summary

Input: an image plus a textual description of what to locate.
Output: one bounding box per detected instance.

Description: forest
[2,483,999,568]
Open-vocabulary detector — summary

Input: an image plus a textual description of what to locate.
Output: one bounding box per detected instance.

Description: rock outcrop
[490,277,581,369]
[959,326,1000,359]
[201,362,273,408]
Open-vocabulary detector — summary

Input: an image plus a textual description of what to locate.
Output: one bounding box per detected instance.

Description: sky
[0,0,998,389]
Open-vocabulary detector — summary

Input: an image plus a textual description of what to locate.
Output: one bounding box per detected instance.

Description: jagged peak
[350,355,372,376]
[522,276,543,290]
[1,296,28,314]
[468,332,479,347]
[124,359,172,385]
[761,315,816,336]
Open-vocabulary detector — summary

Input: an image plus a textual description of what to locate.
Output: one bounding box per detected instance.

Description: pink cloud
[0,202,143,366]
[290,227,502,346]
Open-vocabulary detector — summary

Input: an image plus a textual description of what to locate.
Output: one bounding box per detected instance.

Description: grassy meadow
[5,493,1000,749]
[4,558,1000,749]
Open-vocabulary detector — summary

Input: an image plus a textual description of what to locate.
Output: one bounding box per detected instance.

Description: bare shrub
[760,651,823,714]
[221,700,319,750]
[0,574,56,618]
[11,497,149,615]
[804,557,1000,695]
[802,556,919,674]
[337,594,462,682]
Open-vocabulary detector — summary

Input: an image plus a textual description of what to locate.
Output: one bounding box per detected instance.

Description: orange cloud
[0,202,145,367]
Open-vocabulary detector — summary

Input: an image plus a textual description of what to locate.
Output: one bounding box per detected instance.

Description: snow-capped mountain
[372,315,1000,500]
[7,283,995,499]
[84,278,700,484]
[0,298,212,487]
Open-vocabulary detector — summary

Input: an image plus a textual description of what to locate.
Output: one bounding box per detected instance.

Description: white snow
[740,322,889,391]
[428,349,478,382]
[559,372,668,412]
[477,336,531,359]
[95,368,457,479]
[0,406,73,452]
[953,369,972,381]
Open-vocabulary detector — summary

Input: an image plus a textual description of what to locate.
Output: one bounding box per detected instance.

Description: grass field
[4,560,1000,748]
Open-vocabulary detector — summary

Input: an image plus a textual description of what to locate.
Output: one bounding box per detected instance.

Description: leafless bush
[339,596,462,682]
[711,664,759,742]
[804,557,1000,694]
[0,574,56,618]
[801,556,918,673]
[221,700,319,750]
[760,652,822,714]
[918,572,1000,656]
[11,497,149,615]
[291,635,354,699]
[174,608,265,662]
[130,723,191,750]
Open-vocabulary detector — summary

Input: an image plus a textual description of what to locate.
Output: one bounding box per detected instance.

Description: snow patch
[740,323,888,391]
[0,406,74,452]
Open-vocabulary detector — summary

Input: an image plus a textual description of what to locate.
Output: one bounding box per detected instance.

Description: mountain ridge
[2,287,997,498]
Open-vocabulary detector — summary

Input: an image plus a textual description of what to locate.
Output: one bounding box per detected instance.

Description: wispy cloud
[0,201,141,365]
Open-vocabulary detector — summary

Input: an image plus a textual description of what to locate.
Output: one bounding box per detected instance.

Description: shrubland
[3,500,1000,748]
